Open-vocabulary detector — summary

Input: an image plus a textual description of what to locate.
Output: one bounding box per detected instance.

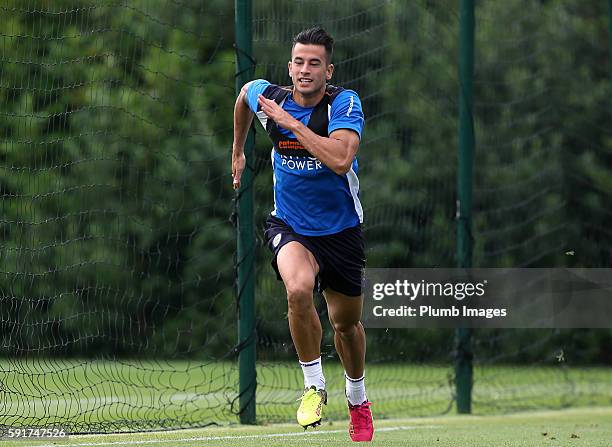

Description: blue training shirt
[246,79,365,236]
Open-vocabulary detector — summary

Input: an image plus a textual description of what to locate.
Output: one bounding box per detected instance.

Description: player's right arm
[232,81,254,190]
[232,79,272,189]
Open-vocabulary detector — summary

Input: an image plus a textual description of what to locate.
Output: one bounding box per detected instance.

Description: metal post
[456,0,475,415]
[235,0,256,425]
[609,0,612,97]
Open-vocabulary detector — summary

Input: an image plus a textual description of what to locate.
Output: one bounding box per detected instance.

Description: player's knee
[285,278,314,315]
[332,319,359,336]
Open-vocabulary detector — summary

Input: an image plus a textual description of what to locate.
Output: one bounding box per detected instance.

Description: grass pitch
[6,407,612,447]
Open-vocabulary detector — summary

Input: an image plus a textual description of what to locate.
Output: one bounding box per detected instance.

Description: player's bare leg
[324,289,373,442]
[277,241,327,428]
[323,289,365,378]
[277,241,321,362]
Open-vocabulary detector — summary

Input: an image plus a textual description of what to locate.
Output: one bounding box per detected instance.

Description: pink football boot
[348,401,374,442]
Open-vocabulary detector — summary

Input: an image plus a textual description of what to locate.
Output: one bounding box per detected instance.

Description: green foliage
[0,0,237,357]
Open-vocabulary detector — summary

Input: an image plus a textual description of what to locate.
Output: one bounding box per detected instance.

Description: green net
[470,0,612,412]
[0,0,240,432]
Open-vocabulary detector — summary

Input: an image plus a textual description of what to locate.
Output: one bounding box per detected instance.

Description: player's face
[289,43,333,97]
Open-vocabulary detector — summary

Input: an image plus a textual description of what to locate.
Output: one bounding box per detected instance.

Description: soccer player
[232,27,373,442]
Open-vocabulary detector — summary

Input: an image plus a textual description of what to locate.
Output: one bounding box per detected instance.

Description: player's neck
[292,87,325,108]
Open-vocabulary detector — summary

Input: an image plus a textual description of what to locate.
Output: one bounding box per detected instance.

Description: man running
[232,26,373,442]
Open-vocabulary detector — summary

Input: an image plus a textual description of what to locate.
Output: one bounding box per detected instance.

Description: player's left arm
[291,126,359,176]
[257,93,362,175]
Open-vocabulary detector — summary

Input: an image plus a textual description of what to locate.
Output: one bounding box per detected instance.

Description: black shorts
[263,215,365,297]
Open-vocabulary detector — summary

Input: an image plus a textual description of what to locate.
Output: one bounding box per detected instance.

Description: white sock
[300,357,325,390]
[345,372,367,405]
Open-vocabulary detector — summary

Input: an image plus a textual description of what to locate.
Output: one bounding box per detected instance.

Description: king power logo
[280,154,323,171]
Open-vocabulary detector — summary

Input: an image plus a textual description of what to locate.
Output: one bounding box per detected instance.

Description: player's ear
[288,60,292,77]
[326,63,334,81]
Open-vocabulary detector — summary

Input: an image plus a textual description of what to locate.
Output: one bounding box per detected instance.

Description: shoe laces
[297,386,325,409]
[349,401,372,428]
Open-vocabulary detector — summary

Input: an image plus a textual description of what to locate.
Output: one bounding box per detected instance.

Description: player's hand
[232,149,245,190]
[258,95,297,130]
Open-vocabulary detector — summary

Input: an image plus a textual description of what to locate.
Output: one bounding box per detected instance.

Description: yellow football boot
[296,386,327,429]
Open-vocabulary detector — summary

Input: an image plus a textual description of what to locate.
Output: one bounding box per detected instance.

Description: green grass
[5,407,612,447]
